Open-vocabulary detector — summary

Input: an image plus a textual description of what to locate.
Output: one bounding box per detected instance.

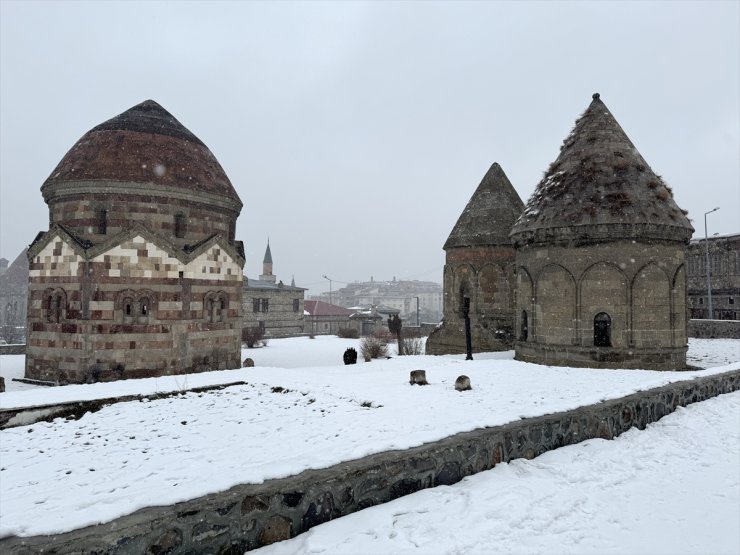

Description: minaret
[259,240,276,283]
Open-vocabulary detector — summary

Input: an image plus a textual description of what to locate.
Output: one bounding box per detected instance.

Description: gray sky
[1,1,738,295]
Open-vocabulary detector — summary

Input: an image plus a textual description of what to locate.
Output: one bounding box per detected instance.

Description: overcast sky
[1,1,738,295]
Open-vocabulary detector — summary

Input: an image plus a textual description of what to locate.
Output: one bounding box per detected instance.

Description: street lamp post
[703,207,720,320]
[322,275,333,306]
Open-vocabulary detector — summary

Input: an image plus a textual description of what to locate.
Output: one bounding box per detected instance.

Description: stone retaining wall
[2,369,738,554]
[688,319,740,339]
[0,344,25,355]
[0,382,246,430]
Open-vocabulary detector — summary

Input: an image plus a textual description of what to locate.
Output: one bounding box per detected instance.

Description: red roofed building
[303,300,354,335]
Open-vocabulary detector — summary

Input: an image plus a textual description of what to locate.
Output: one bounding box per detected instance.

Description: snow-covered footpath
[0,337,738,544]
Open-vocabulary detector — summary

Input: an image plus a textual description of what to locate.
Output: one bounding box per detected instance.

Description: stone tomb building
[426,163,524,355]
[510,94,693,370]
[25,100,245,383]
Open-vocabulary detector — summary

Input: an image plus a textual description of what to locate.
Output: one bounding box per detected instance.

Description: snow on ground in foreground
[256,391,740,555]
[0,337,738,538]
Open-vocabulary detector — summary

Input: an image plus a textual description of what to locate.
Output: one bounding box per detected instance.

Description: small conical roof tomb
[444,162,524,250]
[510,93,693,245]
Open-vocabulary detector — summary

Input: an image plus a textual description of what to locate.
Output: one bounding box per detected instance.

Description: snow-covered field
[0,337,738,543]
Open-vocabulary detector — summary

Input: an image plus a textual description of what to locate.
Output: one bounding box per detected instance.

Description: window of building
[293,299,300,312]
[730,298,735,305]
[594,312,611,347]
[253,298,260,313]
[261,298,269,312]
[252,298,269,313]
[97,208,108,235]
[46,290,66,323]
[140,297,150,316]
[699,298,704,305]
[123,298,133,319]
[217,298,226,322]
[208,297,216,322]
[174,213,186,238]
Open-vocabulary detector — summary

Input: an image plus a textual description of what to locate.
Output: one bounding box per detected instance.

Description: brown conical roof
[42,100,241,205]
[444,162,524,250]
[510,94,693,245]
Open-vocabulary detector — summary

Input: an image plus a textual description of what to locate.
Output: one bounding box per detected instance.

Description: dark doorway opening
[594,312,611,347]
[520,310,528,341]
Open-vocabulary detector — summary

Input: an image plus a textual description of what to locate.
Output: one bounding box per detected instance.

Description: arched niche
[477,263,509,314]
[535,264,576,345]
[632,262,671,348]
[579,262,627,348]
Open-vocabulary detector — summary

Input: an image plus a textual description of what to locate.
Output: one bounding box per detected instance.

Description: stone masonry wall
[2,369,737,554]
[688,319,740,339]
[515,240,688,369]
[426,245,516,355]
[26,234,242,383]
[243,286,304,338]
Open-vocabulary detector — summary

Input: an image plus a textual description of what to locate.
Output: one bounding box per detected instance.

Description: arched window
[174,213,186,239]
[121,297,134,323]
[46,290,66,323]
[594,312,611,347]
[140,297,150,316]
[520,310,528,341]
[219,296,227,322]
[47,295,55,323]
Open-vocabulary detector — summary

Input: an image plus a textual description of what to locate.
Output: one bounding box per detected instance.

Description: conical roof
[42,100,241,205]
[510,94,693,245]
[263,241,273,264]
[444,162,524,249]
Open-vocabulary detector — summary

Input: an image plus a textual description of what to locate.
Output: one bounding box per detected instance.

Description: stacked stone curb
[2,369,738,554]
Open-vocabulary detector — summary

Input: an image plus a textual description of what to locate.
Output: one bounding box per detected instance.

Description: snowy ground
[255,391,740,555]
[0,337,738,541]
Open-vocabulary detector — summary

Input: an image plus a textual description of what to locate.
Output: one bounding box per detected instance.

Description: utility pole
[322,275,333,306]
[415,296,420,327]
[703,207,719,320]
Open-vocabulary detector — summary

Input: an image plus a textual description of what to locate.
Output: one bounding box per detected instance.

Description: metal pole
[322,275,333,306]
[703,208,719,320]
[416,296,420,327]
[463,297,473,360]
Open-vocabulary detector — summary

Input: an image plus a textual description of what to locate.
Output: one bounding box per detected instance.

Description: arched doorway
[594,312,611,347]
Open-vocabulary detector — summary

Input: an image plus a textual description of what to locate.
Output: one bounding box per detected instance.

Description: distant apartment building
[314,278,442,324]
[686,233,740,320]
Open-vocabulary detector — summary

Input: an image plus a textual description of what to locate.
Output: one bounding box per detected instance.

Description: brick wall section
[26,234,242,383]
[3,369,736,554]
